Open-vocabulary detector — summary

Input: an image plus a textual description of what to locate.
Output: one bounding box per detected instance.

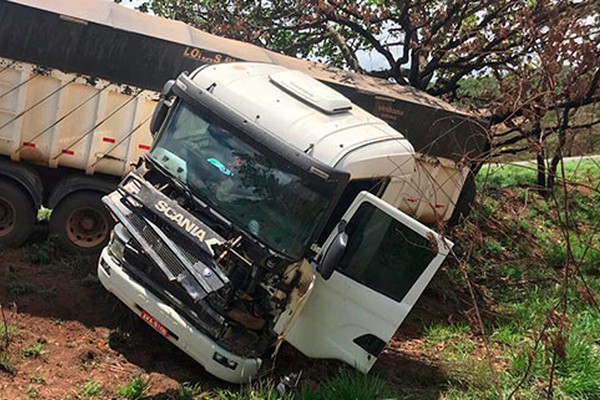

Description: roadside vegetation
[397,158,600,399]
[0,158,598,399]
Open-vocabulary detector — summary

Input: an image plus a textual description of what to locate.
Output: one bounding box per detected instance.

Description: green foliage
[78,381,104,400]
[435,156,600,399]
[23,343,46,358]
[192,374,391,400]
[26,385,40,399]
[484,239,505,257]
[543,241,567,269]
[25,238,58,265]
[456,75,502,107]
[298,373,392,400]
[29,374,46,385]
[5,268,36,298]
[0,323,19,338]
[0,353,15,375]
[490,324,525,347]
[205,388,288,400]
[171,382,203,400]
[37,207,52,222]
[424,323,471,343]
[478,159,600,190]
[557,335,600,398]
[117,374,150,400]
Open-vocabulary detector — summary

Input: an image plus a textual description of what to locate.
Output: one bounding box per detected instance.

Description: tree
[125,0,600,184]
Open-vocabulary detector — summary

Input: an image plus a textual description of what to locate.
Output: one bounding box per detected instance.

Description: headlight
[108,223,130,261]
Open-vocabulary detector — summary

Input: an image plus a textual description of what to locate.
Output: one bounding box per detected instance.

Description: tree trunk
[537,153,546,187]
[548,108,571,188]
[536,123,546,188]
[548,153,561,188]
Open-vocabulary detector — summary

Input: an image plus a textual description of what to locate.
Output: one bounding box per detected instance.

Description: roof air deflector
[269,70,352,115]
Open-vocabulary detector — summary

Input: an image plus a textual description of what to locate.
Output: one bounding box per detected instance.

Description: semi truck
[98,62,454,383]
[0,0,488,252]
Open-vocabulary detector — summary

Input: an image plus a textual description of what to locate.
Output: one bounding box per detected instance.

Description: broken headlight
[108,223,130,262]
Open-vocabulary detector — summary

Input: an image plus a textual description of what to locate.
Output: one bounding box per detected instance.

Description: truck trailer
[98,62,454,383]
[0,0,487,252]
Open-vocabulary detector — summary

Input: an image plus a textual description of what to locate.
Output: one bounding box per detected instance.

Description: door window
[318,178,388,244]
[338,202,437,302]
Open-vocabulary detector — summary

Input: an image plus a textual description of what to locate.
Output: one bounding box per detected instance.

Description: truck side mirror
[317,221,348,280]
[150,80,176,136]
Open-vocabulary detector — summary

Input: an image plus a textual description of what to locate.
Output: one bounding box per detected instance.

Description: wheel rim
[65,207,109,248]
[0,196,16,238]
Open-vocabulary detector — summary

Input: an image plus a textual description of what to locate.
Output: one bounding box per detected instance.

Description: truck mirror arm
[150,80,176,136]
[317,221,348,280]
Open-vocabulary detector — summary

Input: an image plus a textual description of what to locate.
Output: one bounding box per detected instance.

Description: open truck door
[278,191,453,373]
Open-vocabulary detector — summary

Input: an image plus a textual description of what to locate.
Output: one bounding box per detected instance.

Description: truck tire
[49,191,113,254]
[448,172,476,226]
[0,179,36,249]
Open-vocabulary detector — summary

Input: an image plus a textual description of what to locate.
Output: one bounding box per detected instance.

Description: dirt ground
[0,246,449,400]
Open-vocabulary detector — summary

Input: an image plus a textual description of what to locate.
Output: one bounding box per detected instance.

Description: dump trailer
[0,59,156,250]
[98,62,454,383]
[0,0,487,252]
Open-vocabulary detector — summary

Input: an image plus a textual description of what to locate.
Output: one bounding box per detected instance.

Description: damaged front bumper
[98,247,262,383]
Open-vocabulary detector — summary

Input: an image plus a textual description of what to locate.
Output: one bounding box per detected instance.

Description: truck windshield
[149,103,334,259]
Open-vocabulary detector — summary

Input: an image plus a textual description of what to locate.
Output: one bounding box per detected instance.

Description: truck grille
[121,206,227,299]
[126,211,186,278]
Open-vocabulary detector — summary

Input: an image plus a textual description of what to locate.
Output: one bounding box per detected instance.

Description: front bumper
[97,248,262,383]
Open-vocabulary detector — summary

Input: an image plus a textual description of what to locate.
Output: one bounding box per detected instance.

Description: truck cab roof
[191,63,415,180]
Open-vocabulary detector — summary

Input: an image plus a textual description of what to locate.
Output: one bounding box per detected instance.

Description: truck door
[281,191,453,373]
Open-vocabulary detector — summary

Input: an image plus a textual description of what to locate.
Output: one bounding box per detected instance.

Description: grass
[418,157,600,399]
[0,353,15,375]
[0,323,19,338]
[298,373,392,400]
[26,385,40,398]
[78,380,104,400]
[479,157,600,190]
[186,373,391,400]
[37,207,52,222]
[25,237,58,265]
[23,343,46,358]
[5,267,36,298]
[138,373,396,400]
[171,382,203,400]
[29,374,46,384]
[190,380,289,400]
[24,235,94,277]
[116,374,151,400]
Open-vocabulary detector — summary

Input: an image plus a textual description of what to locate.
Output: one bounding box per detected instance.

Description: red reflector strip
[62,149,74,155]
[138,144,151,150]
[435,204,445,209]
[102,137,116,144]
[406,198,417,203]
[23,142,36,148]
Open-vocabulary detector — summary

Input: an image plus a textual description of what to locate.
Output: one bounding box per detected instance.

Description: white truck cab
[98,62,453,383]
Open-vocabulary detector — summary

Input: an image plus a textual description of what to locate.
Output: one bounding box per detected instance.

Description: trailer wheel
[0,180,36,249]
[448,172,476,226]
[49,191,113,254]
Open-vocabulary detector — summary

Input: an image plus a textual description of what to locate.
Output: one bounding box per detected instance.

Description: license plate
[140,310,169,337]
